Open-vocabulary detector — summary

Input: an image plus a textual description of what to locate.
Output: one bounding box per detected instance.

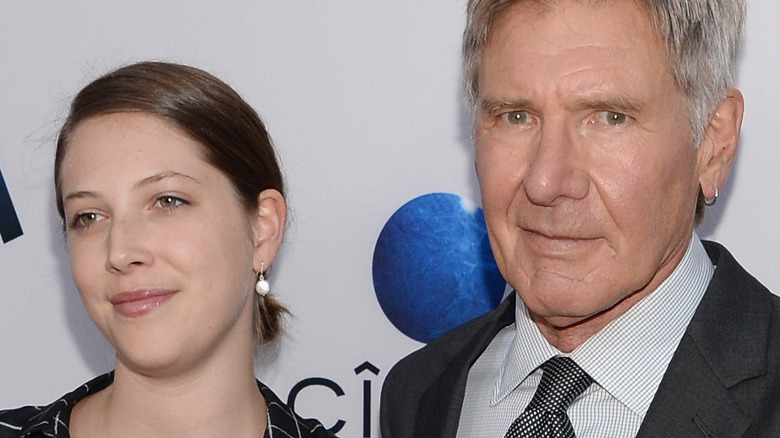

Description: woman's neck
[71,345,266,438]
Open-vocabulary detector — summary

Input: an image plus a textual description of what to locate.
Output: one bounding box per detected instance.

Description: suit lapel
[637,241,771,437]
[635,335,751,437]
[414,294,516,438]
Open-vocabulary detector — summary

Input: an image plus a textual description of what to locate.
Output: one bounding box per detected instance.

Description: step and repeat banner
[1,2,779,437]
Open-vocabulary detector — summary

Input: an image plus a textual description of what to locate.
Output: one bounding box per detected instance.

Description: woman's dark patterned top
[0,372,336,438]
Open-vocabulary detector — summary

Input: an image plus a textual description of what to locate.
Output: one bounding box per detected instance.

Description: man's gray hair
[462,0,746,145]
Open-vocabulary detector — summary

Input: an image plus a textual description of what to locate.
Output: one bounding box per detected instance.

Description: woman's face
[59,112,281,376]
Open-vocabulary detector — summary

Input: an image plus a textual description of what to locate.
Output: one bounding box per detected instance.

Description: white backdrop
[0,2,779,437]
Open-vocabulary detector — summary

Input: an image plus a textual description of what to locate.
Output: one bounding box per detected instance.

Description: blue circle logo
[372,192,506,343]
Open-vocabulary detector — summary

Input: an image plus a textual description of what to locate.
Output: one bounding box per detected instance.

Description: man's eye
[598,111,628,126]
[503,110,531,125]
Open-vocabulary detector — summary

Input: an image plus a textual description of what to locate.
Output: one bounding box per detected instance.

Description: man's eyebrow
[478,95,643,115]
[574,95,643,113]
[479,98,535,115]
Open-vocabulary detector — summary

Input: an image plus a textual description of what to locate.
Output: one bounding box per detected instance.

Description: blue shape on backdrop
[0,167,23,244]
[372,192,506,343]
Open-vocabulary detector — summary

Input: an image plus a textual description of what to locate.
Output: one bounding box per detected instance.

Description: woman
[0,62,334,438]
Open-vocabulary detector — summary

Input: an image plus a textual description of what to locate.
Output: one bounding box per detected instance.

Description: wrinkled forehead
[493,0,654,25]
[487,0,664,59]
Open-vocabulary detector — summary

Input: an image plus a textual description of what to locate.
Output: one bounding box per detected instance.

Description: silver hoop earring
[255,262,270,296]
[704,186,719,206]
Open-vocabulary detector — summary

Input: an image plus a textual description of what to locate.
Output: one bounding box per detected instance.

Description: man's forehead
[486,0,664,62]
[478,0,679,109]
[488,0,658,44]
[493,0,654,23]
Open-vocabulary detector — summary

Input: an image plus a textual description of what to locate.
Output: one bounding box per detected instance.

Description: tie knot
[527,356,593,413]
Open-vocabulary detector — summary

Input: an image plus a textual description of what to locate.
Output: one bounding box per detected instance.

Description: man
[381,0,780,436]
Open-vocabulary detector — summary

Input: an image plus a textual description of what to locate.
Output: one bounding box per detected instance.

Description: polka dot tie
[504,356,594,438]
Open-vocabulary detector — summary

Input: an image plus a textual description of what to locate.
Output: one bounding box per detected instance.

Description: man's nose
[522,121,589,206]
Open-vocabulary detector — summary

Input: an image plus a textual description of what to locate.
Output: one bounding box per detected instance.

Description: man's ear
[697,88,744,198]
[250,188,286,272]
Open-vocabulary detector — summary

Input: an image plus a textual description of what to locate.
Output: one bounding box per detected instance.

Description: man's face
[475,0,706,331]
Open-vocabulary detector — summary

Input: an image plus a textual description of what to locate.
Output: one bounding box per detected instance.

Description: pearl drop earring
[255,262,270,296]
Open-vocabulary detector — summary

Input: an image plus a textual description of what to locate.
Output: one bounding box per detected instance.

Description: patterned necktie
[505,356,594,438]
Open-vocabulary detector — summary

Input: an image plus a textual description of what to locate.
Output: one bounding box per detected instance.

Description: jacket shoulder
[385,297,510,392]
[649,240,780,436]
[380,296,514,438]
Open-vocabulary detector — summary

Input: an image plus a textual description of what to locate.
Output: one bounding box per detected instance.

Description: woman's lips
[110,289,177,317]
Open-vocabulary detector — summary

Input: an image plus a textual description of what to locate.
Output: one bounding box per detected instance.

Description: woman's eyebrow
[133,171,201,189]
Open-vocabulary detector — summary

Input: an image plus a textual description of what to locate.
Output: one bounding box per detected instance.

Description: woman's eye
[156,195,186,210]
[502,110,531,125]
[69,212,104,230]
[597,110,628,126]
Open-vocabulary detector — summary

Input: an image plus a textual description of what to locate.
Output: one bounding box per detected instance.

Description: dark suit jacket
[380,241,780,437]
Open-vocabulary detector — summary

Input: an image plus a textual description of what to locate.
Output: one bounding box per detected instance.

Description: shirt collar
[492,233,713,417]
[491,299,559,404]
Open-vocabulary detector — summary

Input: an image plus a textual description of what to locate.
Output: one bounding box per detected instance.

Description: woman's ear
[697,88,744,198]
[250,189,286,271]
